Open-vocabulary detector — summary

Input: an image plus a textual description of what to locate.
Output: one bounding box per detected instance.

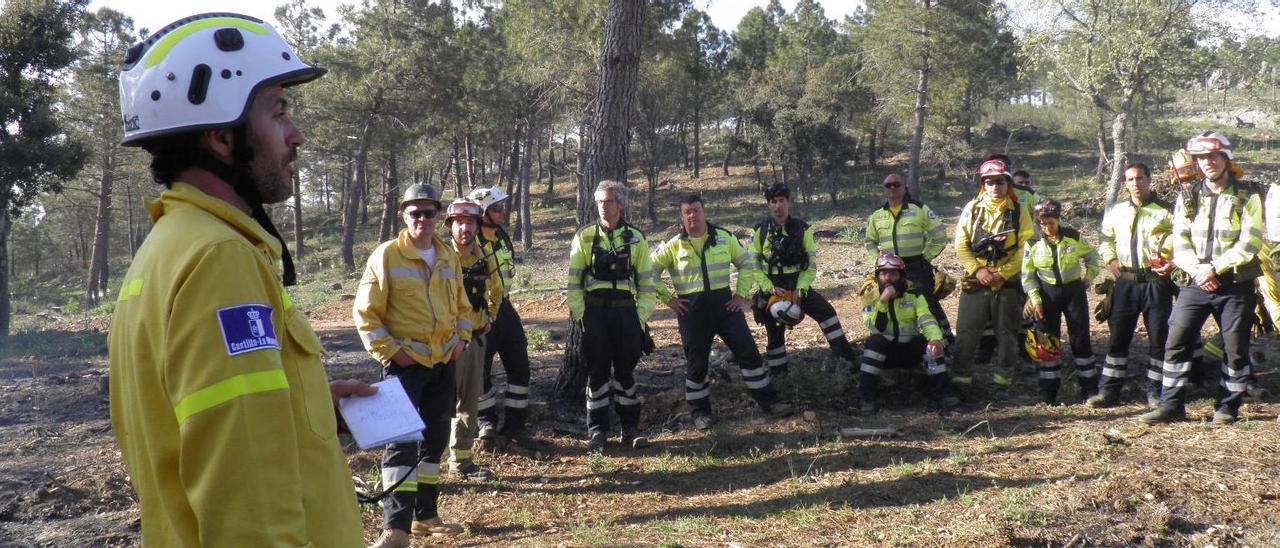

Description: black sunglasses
[883,182,902,189]
[407,209,438,220]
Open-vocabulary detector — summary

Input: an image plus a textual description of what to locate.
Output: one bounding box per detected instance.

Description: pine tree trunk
[1106,111,1128,205]
[380,153,400,242]
[0,208,11,337]
[520,119,536,251]
[292,171,304,260]
[342,116,374,269]
[906,54,929,199]
[85,152,113,307]
[692,102,701,179]
[464,132,477,190]
[562,0,647,401]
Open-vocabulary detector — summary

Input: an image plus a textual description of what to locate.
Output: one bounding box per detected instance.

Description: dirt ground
[6,166,1280,546]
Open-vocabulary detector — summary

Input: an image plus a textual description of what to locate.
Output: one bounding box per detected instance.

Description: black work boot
[1139,405,1186,424]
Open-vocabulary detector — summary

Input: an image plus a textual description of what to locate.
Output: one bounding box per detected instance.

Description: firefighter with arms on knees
[354,184,470,546]
[864,173,954,346]
[468,185,539,448]
[749,183,858,377]
[1088,163,1176,408]
[952,160,1035,389]
[1142,132,1264,426]
[858,254,961,415]
[1021,199,1100,404]
[108,14,372,547]
[444,199,501,481]
[652,194,794,431]
[567,180,657,451]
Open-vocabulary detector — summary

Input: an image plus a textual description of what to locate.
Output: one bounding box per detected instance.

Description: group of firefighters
[105,13,1278,547]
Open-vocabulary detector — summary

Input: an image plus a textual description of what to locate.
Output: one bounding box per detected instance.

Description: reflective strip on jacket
[1020,228,1099,304]
[354,229,472,367]
[862,291,943,343]
[748,218,818,291]
[651,226,757,302]
[954,196,1035,280]
[1098,199,1173,270]
[565,223,657,322]
[108,182,362,547]
[1172,180,1264,275]
[864,201,945,261]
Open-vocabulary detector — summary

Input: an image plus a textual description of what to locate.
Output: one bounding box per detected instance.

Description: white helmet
[467,185,510,213]
[119,13,325,146]
[769,299,804,328]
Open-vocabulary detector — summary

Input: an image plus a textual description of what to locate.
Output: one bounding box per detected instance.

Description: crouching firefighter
[566,180,657,451]
[652,194,794,431]
[467,185,538,448]
[858,254,961,415]
[1021,199,1100,404]
[749,183,858,376]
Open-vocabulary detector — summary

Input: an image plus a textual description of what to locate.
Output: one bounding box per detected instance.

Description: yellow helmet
[1024,329,1062,364]
[767,292,804,327]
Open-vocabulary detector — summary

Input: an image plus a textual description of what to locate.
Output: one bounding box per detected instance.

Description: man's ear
[199,128,236,164]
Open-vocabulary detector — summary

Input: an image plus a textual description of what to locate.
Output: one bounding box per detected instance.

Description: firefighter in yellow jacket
[109,14,369,547]
[445,199,502,481]
[651,194,792,431]
[567,180,657,451]
[952,160,1035,387]
[354,184,471,546]
[1020,199,1100,404]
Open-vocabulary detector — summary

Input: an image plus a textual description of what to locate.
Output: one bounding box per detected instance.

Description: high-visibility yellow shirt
[1098,198,1173,270]
[353,229,472,367]
[748,216,818,292]
[1021,227,1099,304]
[455,239,502,328]
[651,225,757,302]
[863,292,943,343]
[1172,179,1265,276]
[109,182,362,547]
[955,195,1034,281]
[864,200,946,261]
[565,222,657,322]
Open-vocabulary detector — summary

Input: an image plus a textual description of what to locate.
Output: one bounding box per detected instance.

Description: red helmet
[874,254,905,273]
[1033,199,1061,220]
[443,199,482,224]
[977,159,1012,181]
[1185,132,1233,160]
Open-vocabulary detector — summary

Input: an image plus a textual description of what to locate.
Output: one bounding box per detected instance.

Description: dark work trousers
[858,335,953,406]
[381,360,457,532]
[581,290,645,436]
[903,256,955,343]
[953,284,1022,382]
[479,299,532,434]
[760,273,857,375]
[678,288,777,417]
[1035,281,1097,401]
[1160,281,1255,413]
[1100,276,1174,398]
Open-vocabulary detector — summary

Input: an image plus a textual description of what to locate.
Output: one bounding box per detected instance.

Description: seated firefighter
[857,254,961,414]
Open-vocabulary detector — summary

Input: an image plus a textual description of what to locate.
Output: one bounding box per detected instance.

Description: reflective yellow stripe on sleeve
[117,278,144,302]
[173,369,290,426]
[281,290,294,311]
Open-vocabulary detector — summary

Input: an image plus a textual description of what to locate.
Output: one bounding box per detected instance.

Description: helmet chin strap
[193,127,298,286]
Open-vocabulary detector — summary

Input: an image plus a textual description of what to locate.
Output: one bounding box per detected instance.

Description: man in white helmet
[108,13,371,547]
[467,185,541,449]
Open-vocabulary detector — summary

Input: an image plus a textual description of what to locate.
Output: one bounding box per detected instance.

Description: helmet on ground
[119,13,326,146]
[763,183,791,200]
[1033,199,1061,220]
[1169,149,1199,183]
[1185,131,1233,160]
[977,159,1012,182]
[1024,329,1062,364]
[444,199,482,225]
[467,185,510,213]
[767,292,804,327]
[401,184,443,210]
[933,270,957,300]
[874,254,906,274]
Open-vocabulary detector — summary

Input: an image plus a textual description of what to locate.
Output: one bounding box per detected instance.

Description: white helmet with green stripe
[118,12,325,146]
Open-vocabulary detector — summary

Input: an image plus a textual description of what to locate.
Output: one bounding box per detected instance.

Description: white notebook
[338,378,427,450]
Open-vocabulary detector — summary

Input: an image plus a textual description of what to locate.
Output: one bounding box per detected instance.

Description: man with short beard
[1088,163,1175,408]
[1142,132,1264,426]
[108,14,372,546]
